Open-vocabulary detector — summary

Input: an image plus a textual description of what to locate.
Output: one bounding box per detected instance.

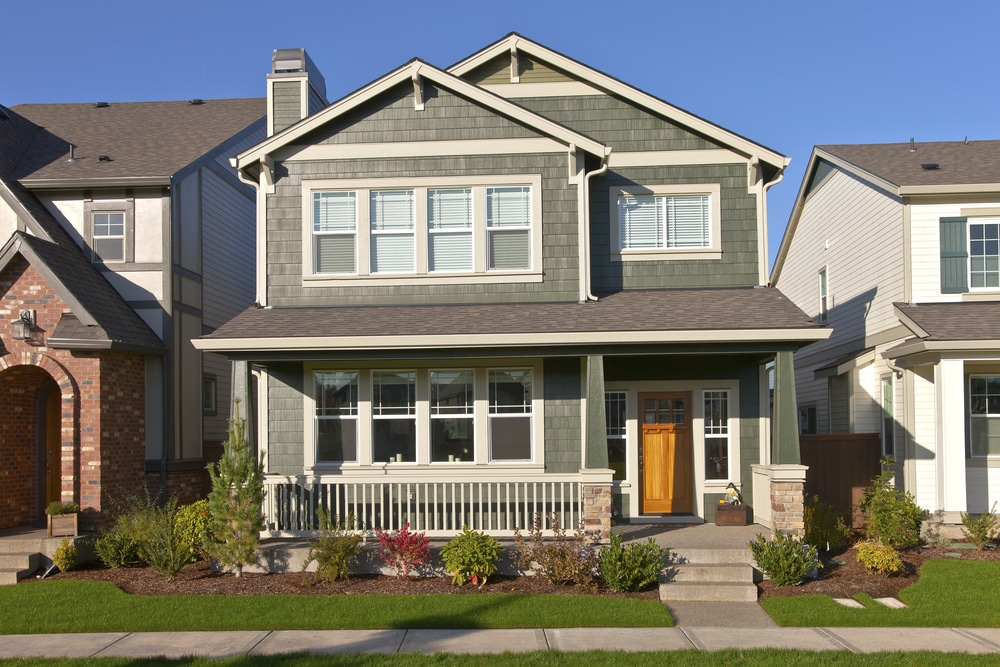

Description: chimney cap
[271,48,326,99]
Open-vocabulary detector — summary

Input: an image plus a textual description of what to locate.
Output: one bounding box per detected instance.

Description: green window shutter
[940,217,968,293]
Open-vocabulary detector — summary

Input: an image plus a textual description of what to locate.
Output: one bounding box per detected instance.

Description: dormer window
[84,200,134,265]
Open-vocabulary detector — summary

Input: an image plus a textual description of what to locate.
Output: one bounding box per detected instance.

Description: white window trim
[969,373,1000,459]
[967,219,1000,292]
[818,266,829,324]
[703,389,732,483]
[301,174,543,286]
[303,361,544,471]
[609,183,722,261]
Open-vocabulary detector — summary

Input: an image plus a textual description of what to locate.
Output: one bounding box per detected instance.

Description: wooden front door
[639,392,693,514]
[43,385,61,507]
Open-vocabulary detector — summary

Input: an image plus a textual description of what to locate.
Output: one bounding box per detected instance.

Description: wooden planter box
[715,503,749,527]
[47,513,78,538]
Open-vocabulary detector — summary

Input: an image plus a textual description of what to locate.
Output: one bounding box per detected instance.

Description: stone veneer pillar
[581,469,614,542]
[767,464,808,536]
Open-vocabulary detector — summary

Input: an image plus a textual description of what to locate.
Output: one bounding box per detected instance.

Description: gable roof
[235,58,608,181]
[0,232,164,353]
[9,98,265,188]
[771,140,1000,285]
[196,287,827,353]
[449,33,789,177]
[886,301,1000,359]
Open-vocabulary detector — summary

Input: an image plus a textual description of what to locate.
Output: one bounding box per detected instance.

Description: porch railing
[262,475,585,537]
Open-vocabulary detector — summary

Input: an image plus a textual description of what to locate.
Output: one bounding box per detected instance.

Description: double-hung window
[305,175,541,283]
[430,370,474,462]
[315,371,359,463]
[489,369,533,461]
[370,190,415,274]
[428,189,473,272]
[818,268,829,324]
[372,371,416,463]
[92,211,126,262]
[704,390,729,480]
[486,186,532,270]
[970,376,1000,457]
[969,221,1000,289]
[313,191,357,274]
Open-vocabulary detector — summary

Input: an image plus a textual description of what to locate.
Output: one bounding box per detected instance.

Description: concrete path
[3,628,1000,658]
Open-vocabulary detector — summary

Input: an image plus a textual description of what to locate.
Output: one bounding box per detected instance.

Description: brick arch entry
[0,353,78,530]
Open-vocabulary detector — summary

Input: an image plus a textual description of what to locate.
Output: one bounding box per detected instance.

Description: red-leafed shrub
[376,523,430,580]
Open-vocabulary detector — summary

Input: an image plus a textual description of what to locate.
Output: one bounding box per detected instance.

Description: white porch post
[936,358,967,518]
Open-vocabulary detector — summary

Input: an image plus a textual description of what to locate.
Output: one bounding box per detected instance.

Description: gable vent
[921,162,940,170]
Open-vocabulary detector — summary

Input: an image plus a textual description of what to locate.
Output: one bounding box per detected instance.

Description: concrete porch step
[659,581,758,602]
[668,547,755,565]
[0,553,40,585]
[0,538,46,554]
[666,562,753,584]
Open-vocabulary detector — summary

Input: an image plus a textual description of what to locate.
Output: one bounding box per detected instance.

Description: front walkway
[3,627,1000,657]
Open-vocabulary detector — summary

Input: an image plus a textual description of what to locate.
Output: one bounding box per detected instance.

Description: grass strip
[762,559,1000,627]
[2,649,998,667]
[0,581,670,634]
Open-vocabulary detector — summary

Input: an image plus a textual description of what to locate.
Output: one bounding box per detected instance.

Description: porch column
[230,360,255,449]
[585,354,609,469]
[936,358,967,518]
[772,350,800,465]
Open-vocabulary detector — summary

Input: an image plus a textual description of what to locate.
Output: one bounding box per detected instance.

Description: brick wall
[0,365,46,529]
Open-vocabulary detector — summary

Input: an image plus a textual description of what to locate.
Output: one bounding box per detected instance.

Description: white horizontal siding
[776,168,904,358]
[853,362,879,433]
[911,366,938,510]
[966,466,1000,514]
[910,200,1000,303]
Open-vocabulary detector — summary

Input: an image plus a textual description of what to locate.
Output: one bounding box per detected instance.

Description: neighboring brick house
[197,36,827,539]
[0,98,265,530]
[772,140,1000,528]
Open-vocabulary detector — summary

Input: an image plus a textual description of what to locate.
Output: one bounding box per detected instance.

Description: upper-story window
[610,184,721,261]
[85,199,135,265]
[969,221,1000,289]
[818,267,829,324]
[302,175,542,286]
[940,215,1000,294]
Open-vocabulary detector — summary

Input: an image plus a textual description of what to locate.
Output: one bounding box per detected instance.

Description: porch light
[11,310,34,341]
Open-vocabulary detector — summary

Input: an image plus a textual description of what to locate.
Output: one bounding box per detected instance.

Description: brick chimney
[267,48,328,136]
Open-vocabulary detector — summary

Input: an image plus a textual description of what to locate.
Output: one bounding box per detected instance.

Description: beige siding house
[772,140,1000,525]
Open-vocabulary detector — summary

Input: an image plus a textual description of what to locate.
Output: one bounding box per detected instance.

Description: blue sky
[5,0,997,270]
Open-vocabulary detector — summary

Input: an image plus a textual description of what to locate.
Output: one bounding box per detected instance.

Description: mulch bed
[24,541,1000,602]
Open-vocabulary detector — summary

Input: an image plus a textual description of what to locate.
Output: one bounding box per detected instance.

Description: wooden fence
[800,433,881,527]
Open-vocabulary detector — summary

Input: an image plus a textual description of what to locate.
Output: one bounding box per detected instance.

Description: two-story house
[0,97,265,530]
[196,36,827,538]
[772,140,1000,527]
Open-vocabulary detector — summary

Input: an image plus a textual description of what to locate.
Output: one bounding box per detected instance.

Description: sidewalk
[3,627,1000,658]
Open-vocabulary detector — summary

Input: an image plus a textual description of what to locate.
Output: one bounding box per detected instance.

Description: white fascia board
[193,327,830,353]
[236,60,606,173]
[892,304,930,338]
[899,183,1000,196]
[449,35,787,171]
[886,339,1000,361]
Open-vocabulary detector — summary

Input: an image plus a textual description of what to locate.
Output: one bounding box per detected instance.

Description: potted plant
[46,501,80,538]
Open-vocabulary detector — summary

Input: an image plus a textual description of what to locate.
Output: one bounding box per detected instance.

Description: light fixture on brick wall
[11,310,35,341]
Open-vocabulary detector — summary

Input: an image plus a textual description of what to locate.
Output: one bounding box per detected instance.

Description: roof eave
[21,176,172,190]
[47,338,166,354]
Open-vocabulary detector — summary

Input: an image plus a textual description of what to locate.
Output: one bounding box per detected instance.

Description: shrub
[748,531,818,587]
[440,526,503,587]
[512,513,599,587]
[302,509,362,584]
[52,538,77,572]
[376,523,430,580]
[597,531,667,593]
[139,499,190,579]
[856,541,903,576]
[961,502,999,550]
[804,495,852,551]
[95,529,142,569]
[46,501,80,516]
[175,499,211,563]
[204,400,264,578]
[857,459,926,549]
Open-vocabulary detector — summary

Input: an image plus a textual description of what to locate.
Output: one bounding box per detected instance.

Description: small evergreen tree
[204,400,264,577]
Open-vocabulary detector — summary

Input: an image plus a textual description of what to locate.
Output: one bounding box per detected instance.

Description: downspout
[231,156,269,307]
[579,148,610,302]
[756,159,786,286]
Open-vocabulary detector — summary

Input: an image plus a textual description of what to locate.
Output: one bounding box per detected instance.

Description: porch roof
[886,301,1000,359]
[196,287,828,354]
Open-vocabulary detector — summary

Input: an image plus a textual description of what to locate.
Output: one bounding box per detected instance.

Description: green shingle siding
[516,95,724,152]
[462,54,575,86]
[267,363,305,475]
[266,153,579,307]
[272,81,301,134]
[543,357,582,474]
[592,164,759,290]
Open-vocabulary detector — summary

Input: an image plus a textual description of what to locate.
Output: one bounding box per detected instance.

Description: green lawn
[0,581,670,634]
[2,650,999,667]
[762,559,1000,627]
